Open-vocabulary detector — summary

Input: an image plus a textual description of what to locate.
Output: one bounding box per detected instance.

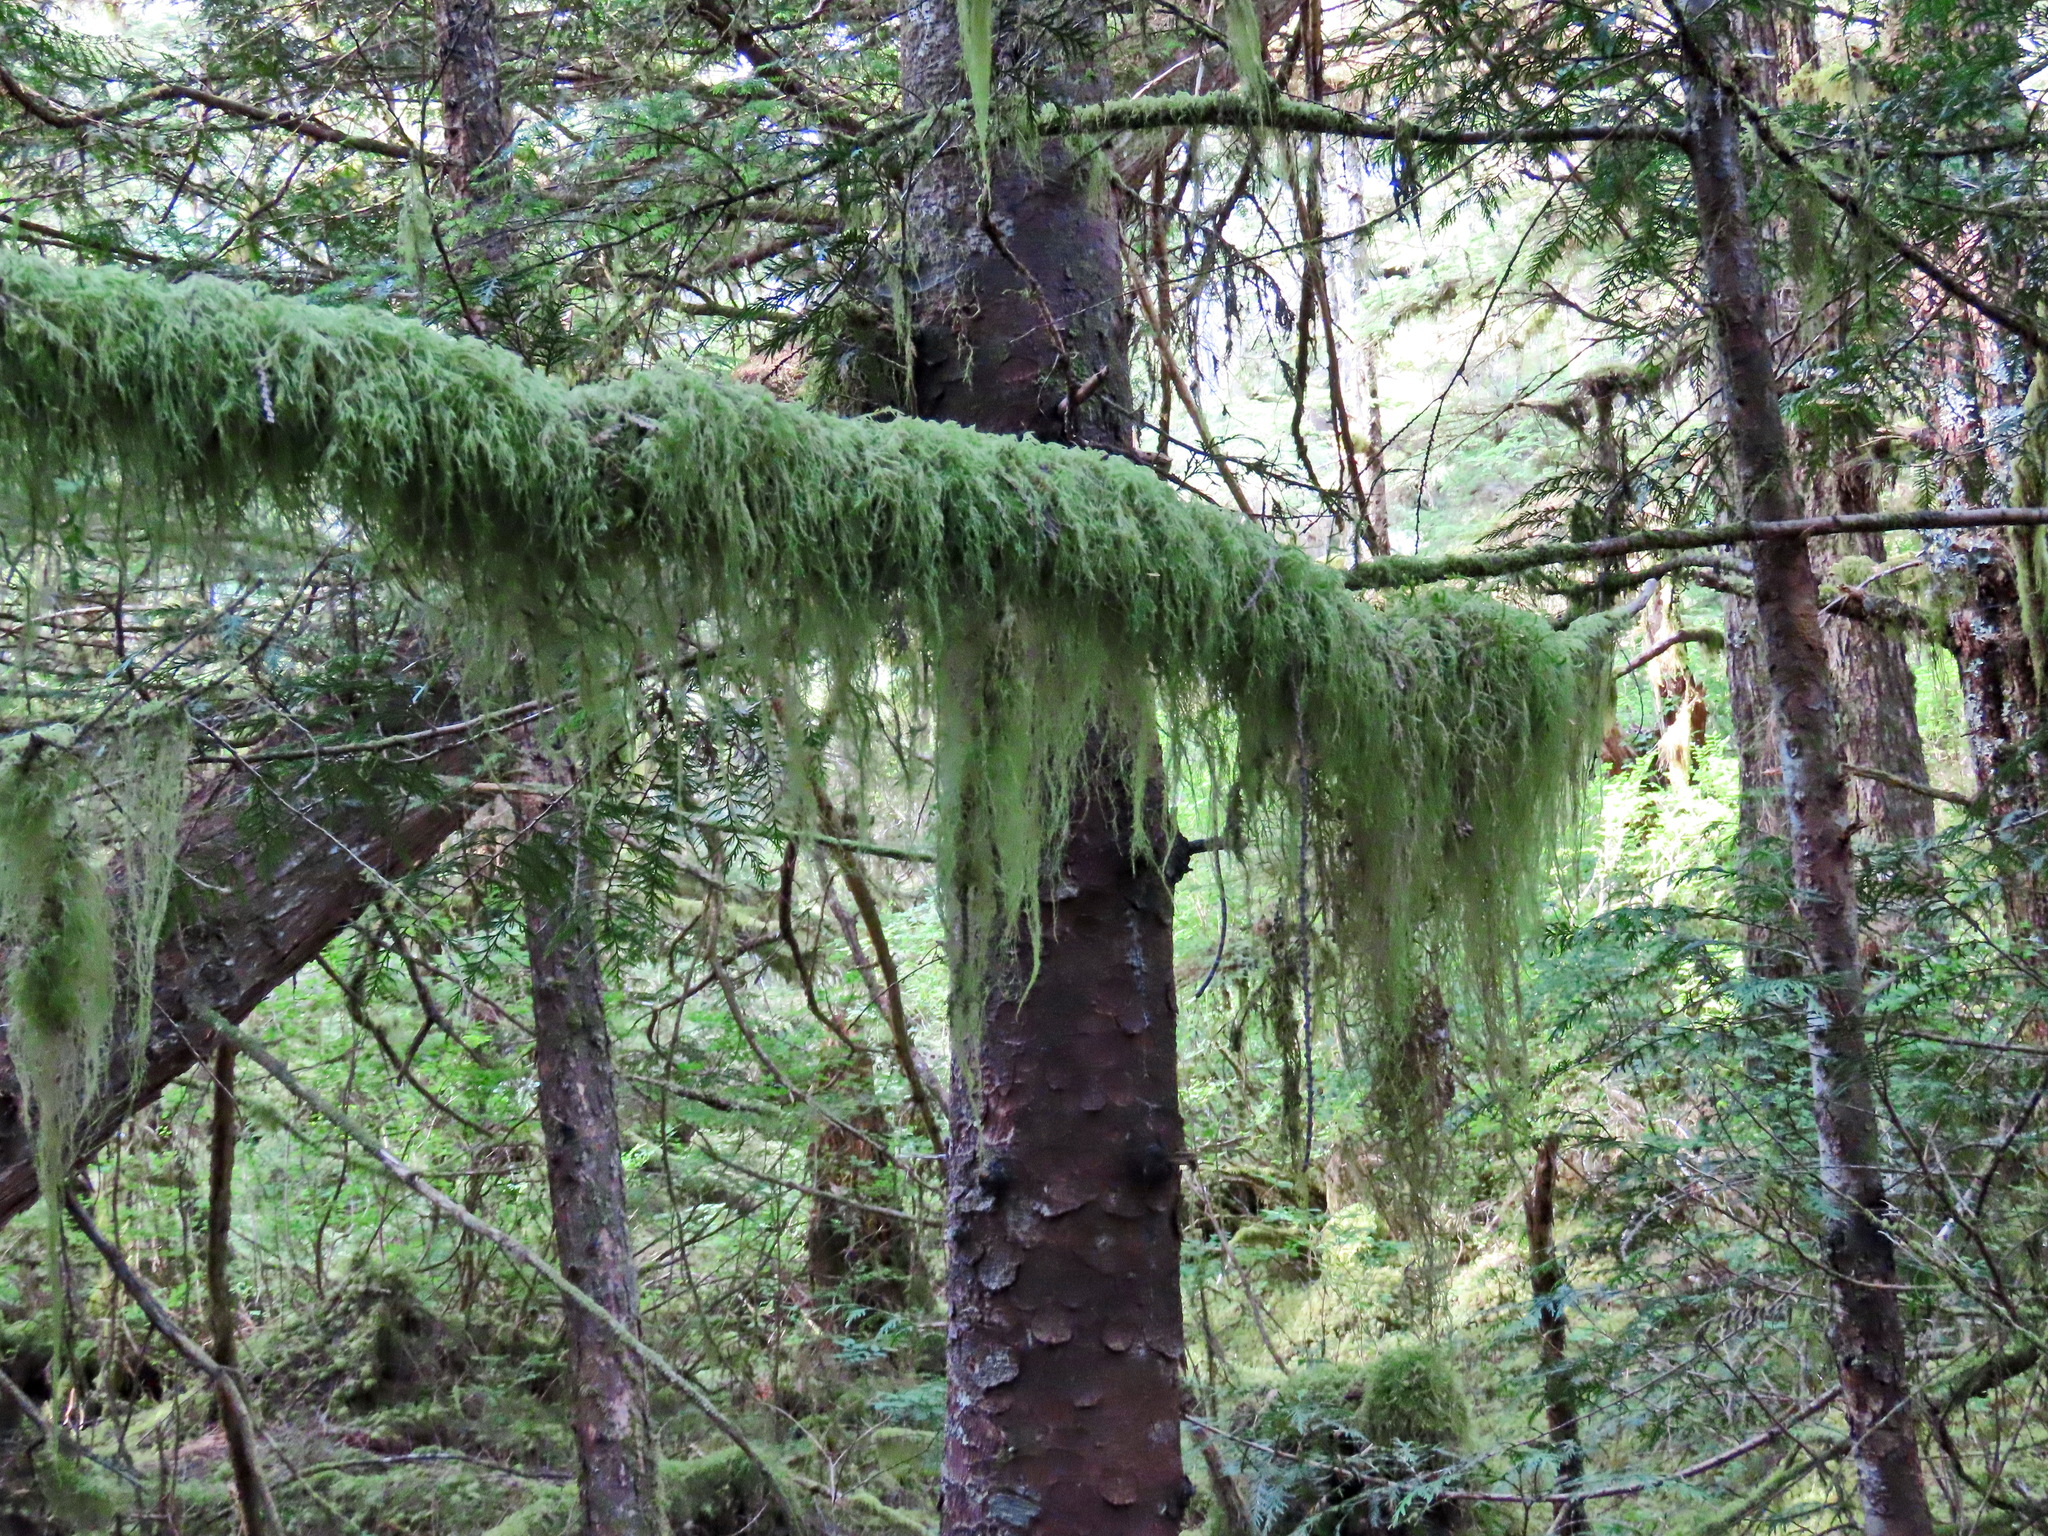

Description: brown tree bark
[900,3,1187,1528]
[0,736,476,1228]
[1941,533,2048,935]
[900,0,1129,451]
[520,795,663,1536]
[1524,1136,1585,1536]
[206,1042,269,1536]
[1822,533,1934,845]
[1725,587,1785,851]
[1681,13,1935,1536]
[942,736,1187,1536]
[437,0,509,198]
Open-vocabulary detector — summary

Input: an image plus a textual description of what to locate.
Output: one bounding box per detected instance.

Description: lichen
[0,252,1618,1063]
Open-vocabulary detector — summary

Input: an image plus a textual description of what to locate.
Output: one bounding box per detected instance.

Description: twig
[691,1140,939,1228]
[1614,627,1723,678]
[815,816,946,1153]
[1133,279,1261,522]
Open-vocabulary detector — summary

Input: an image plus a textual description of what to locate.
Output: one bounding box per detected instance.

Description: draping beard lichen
[0,252,1619,1075]
[0,712,185,1211]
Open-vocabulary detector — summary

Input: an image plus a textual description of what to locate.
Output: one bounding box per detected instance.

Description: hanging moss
[0,735,116,1209]
[2008,358,2048,693]
[0,252,1618,1056]
[0,709,185,1197]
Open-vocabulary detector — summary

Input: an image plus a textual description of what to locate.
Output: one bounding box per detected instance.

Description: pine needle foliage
[0,252,1617,1054]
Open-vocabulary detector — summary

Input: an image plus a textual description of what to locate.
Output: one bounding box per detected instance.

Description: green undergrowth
[1229,1346,1473,1536]
[0,252,1614,1067]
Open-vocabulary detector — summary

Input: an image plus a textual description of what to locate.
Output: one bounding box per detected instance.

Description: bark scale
[437,0,510,197]
[1681,17,1934,1536]
[520,797,664,1536]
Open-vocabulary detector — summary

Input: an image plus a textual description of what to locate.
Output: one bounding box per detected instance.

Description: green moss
[29,1447,122,1533]
[0,252,1618,1057]
[1253,1361,1377,1463]
[1245,1349,1471,1536]
[1355,1345,1468,1453]
[478,1483,574,1536]
[664,1445,790,1534]
[2009,360,2048,694]
[0,737,115,1208]
[836,1489,936,1536]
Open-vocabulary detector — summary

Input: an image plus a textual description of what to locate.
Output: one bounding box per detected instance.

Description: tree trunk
[1681,16,1935,1536]
[1524,1136,1584,1536]
[1941,533,2048,936]
[1724,592,1783,846]
[1823,510,1934,847]
[942,734,1187,1536]
[521,797,663,1536]
[437,0,509,198]
[900,0,1129,451]
[207,1043,269,1536]
[900,6,1187,1527]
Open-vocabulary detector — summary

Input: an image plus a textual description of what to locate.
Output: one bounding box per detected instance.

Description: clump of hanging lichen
[0,707,184,1212]
[0,252,1615,1047]
[0,734,116,1209]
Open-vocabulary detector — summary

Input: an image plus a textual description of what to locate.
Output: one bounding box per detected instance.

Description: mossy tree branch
[1039,88,1688,146]
[0,250,1618,1048]
[1346,508,2048,589]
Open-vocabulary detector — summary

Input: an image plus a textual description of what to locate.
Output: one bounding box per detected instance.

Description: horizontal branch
[146,85,439,165]
[1615,626,1722,678]
[2,63,436,165]
[1043,89,1686,147]
[1447,1386,1842,1505]
[1844,761,1978,809]
[3,215,165,266]
[1346,507,2048,588]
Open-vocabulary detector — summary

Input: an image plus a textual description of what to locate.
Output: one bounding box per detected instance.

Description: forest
[0,0,2045,1533]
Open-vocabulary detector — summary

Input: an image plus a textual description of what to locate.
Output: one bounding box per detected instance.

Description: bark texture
[1524,1136,1585,1536]
[1940,533,2048,936]
[437,0,509,196]
[1822,522,1933,846]
[0,740,474,1229]
[900,0,1129,453]
[522,805,663,1536]
[943,738,1188,1536]
[207,1043,269,1536]
[1682,17,1935,1536]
